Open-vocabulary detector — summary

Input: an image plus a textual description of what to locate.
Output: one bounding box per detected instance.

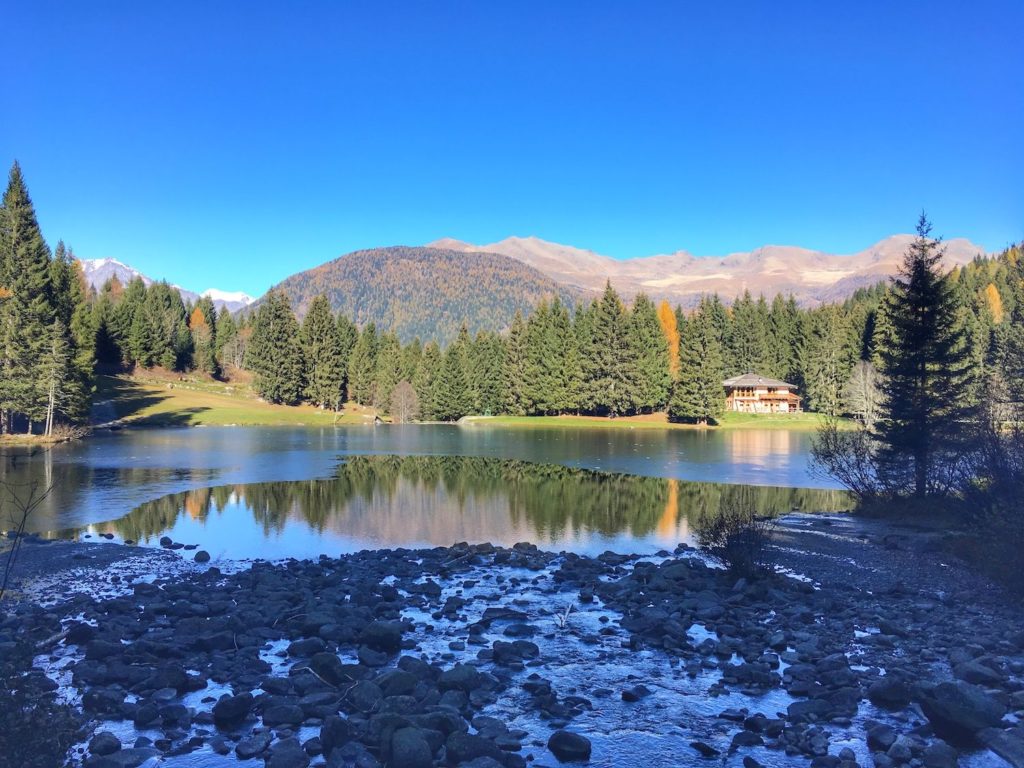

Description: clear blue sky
[3,1,1022,296]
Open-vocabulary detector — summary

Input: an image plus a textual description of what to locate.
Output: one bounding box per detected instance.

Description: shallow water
[68,456,851,559]
[2,424,837,538]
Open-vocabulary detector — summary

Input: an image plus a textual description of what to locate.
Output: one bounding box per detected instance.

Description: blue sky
[3,2,1022,296]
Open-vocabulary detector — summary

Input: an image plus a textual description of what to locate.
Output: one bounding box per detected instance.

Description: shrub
[694,502,777,577]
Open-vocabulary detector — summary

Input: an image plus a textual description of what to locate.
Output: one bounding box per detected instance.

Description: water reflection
[69,456,852,559]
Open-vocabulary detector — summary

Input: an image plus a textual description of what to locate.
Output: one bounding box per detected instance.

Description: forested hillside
[263,246,580,344]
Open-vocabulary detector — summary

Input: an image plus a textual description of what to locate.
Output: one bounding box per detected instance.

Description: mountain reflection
[78,456,852,558]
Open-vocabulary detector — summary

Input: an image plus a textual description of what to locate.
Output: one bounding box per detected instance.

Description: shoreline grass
[92,374,855,432]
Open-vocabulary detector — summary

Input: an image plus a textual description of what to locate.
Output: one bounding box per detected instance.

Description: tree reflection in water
[73,456,852,557]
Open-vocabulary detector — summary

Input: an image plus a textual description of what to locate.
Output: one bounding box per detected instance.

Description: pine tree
[0,162,54,433]
[336,315,358,399]
[347,323,378,406]
[413,341,442,419]
[875,215,976,497]
[802,306,855,416]
[215,306,240,369]
[245,291,305,404]
[374,333,403,412]
[584,282,640,416]
[301,295,345,409]
[434,339,471,421]
[629,293,672,412]
[190,304,218,376]
[40,318,73,437]
[503,310,529,416]
[728,291,770,376]
[669,310,725,424]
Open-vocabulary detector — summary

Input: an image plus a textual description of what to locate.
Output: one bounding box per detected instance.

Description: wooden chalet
[723,373,802,414]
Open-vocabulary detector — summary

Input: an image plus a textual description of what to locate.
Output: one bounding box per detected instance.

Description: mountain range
[78,233,989,342]
[77,258,256,312]
[428,235,987,306]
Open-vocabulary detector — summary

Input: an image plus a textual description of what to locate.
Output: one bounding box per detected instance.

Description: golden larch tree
[657,300,680,376]
[984,283,1004,324]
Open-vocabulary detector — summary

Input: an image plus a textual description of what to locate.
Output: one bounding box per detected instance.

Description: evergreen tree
[40,318,73,436]
[215,306,240,369]
[245,291,305,404]
[374,333,403,412]
[728,291,770,376]
[433,339,471,421]
[503,310,529,416]
[301,295,345,409]
[802,306,855,416]
[875,215,976,497]
[190,302,218,377]
[584,283,640,416]
[669,310,725,424]
[629,293,671,412]
[347,323,378,406]
[336,315,358,399]
[413,341,442,420]
[0,162,53,433]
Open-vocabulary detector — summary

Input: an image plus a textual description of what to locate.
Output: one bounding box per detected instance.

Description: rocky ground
[1,514,1023,768]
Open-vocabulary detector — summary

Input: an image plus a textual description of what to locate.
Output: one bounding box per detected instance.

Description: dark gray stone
[547,730,592,762]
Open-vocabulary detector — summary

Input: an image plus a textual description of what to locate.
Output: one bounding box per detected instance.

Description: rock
[690,741,720,758]
[919,682,1007,742]
[287,637,326,657]
[359,620,404,653]
[309,652,356,687]
[212,692,253,726]
[194,550,210,563]
[90,748,161,768]
[621,684,652,702]
[548,730,592,762]
[978,727,1024,768]
[267,737,310,768]
[345,680,383,713]
[159,536,173,547]
[445,731,504,764]
[867,723,897,752]
[868,678,912,709]
[439,663,483,692]
[390,727,433,768]
[731,731,764,748]
[89,731,121,756]
[954,661,1003,687]
[787,698,833,722]
[922,740,959,768]
[320,715,351,757]
[236,732,272,759]
[263,704,305,727]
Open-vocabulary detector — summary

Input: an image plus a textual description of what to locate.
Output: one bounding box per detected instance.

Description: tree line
[5,161,1023,437]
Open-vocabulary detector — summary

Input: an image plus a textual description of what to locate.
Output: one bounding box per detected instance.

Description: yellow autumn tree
[984,283,1004,324]
[657,300,680,376]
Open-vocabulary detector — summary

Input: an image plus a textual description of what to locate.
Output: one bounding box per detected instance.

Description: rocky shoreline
[2,515,1023,768]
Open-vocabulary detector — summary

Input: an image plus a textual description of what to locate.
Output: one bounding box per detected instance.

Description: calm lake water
[1,425,847,557]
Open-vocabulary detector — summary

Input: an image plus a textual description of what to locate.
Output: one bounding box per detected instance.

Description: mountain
[262,246,579,344]
[77,258,255,312]
[429,235,988,306]
[200,289,257,313]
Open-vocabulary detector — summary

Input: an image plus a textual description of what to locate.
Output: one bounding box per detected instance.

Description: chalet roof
[722,373,797,389]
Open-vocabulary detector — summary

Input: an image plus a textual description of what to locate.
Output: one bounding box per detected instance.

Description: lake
[0,425,847,557]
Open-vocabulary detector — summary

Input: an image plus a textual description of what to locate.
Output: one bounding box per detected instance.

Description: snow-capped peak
[201,289,255,306]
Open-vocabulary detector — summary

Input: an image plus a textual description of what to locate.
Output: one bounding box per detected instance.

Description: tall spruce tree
[246,291,305,404]
[629,293,672,412]
[0,162,54,433]
[433,338,471,421]
[301,295,345,409]
[503,310,529,416]
[413,341,442,419]
[584,282,640,416]
[669,309,725,424]
[347,323,378,406]
[374,333,403,412]
[875,215,975,497]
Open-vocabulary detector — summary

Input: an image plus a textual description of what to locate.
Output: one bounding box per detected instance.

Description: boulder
[88,731,121,756]
[390,727,433,768]
[359,620,404,653]
[235,731,272,759]
[547,730,592,762]
[868,678,912,709]
[212,692,254,726]
[919,681,1006,743]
